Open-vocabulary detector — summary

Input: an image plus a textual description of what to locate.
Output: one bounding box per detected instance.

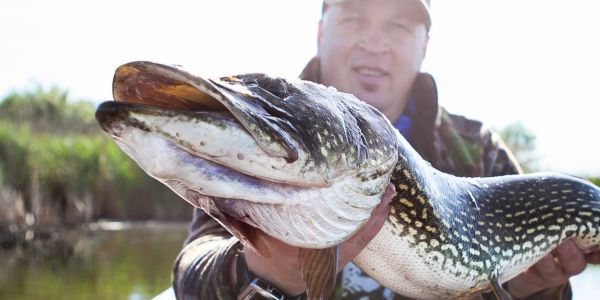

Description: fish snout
[96,101,119,133]
[95,101,127,134]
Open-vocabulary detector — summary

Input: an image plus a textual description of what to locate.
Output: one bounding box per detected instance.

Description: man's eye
[341,16,362,24]
[389,22,411,32]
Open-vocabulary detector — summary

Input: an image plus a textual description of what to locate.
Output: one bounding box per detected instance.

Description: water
[0,222,188,300]
[1,222,598,299]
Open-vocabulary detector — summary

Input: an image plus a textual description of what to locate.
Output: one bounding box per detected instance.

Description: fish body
[97,61,600,299]
[355,158,600,298]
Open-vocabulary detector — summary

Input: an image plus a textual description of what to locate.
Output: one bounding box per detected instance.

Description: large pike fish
[96,61,600,300]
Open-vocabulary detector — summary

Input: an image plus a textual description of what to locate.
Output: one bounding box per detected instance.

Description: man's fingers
[340,184,395,265]
[507,241,595,298]
[353,185,394,241]
[381,184,397,205]
[531,253,567,286]
[505,255,562,300]
[356,183,395,237]
[554,240,587,276]
[585,251,600,264]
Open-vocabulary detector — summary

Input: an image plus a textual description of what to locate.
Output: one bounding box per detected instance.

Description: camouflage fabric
[172,57,571,300]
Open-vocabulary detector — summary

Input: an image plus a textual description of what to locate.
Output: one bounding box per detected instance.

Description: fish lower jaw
[111,122,390,248]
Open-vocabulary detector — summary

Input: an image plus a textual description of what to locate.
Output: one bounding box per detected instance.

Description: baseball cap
[322,0,431,29]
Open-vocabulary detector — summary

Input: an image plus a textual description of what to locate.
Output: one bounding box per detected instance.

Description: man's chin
[354,72,389,89]
[351,90,388,109]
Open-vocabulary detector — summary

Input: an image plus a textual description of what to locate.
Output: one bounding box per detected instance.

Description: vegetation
[0,86,191,232]
[498,123,600,190]
[498,122,539,173]
[0,86,98,135]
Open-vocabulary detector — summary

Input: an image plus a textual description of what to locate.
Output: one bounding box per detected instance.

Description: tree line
[0,86,191,232]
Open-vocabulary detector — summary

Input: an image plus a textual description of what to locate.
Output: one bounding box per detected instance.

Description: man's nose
[357,28,389,54]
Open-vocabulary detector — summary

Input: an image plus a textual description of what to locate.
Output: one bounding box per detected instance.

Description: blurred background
[1,0,598,299]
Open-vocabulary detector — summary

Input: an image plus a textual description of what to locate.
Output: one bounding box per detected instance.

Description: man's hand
[506,240,600,299]
[233,184,396,296]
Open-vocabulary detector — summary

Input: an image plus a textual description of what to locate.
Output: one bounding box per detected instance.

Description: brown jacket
[172,58,571,300]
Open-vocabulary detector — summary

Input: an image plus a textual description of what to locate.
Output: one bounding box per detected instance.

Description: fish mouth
[111,61,300,162]
[98,61,285,251]
[95,100,287,251]
[95,98,378,249]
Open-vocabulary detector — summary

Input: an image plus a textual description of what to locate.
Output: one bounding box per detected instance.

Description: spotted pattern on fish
[356,143,600,297]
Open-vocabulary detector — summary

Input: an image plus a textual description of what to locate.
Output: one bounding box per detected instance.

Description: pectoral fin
[298,246,340,300]
[490,278,513,300]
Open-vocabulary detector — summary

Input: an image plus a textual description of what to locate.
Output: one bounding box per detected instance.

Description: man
[173,0,600,299]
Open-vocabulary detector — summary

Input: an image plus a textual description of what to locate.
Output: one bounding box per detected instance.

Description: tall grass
[0,86,98,135]
[0,87,190,231]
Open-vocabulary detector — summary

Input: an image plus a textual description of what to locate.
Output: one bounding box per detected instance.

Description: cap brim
[323,0,431,28]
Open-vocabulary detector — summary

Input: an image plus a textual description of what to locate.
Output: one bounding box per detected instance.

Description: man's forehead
[323,0,431,27]
[324,0,430,7]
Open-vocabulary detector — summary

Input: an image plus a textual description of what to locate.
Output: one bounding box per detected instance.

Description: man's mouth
[354,66,388,77]
[353,66,389,91]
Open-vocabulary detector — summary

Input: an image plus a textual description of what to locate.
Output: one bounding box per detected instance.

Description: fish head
[96,61,399,250]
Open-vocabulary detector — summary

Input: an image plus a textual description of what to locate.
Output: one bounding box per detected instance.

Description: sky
[1,0,599,175]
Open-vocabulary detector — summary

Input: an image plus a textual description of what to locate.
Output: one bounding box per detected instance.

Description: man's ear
[419,31,430,62]
[317,19,324,57]
[422,34,430,59]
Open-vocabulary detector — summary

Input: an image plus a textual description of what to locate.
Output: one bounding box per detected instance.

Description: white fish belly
[353,222,487,299]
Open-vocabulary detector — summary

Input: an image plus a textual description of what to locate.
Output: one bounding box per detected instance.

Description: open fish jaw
[97,61,402,248]
[102,110,393,247]
[97,98,397,248]
[122,106,316,186]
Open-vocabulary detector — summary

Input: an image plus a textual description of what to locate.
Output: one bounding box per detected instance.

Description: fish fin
[455,285,493,300]
[298,246,340,300]
[489,278,512,300]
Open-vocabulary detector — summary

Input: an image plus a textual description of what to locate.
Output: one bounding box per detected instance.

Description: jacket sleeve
[172,208,241,300]
[435,109,523,178]
[481,128,523,176]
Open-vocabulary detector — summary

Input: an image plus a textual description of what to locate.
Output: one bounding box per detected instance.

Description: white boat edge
[152,287,176,300]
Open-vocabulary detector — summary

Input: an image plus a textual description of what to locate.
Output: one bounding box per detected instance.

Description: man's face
[318,0,429,120]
